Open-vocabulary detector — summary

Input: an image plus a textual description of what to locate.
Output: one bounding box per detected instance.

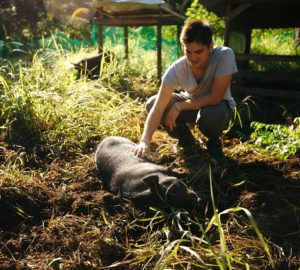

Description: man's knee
[197,103,230,139]
[145,95,157,113]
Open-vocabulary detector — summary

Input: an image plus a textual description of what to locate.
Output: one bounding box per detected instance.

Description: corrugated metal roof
[90,0,165,12]
[90,0,186,21]
[199,0,300,28]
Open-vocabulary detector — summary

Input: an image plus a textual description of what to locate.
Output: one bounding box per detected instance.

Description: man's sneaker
[178,135,196,149]
[175,136,204,157]
[206,139,226,172]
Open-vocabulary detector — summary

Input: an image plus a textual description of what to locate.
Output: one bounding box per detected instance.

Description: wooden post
[224,23,230,46]
[98,8,103,53]
[157,24,162,82]
[240,27,251,70]
[157,8,162,82]
[244,27,252,54]
[124,26,129,59]
[296,28,300,39]
[223,4,232,47]
[177,24,182,57]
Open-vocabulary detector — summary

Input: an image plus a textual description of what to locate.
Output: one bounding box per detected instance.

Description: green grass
[0,46,147,159]
[251,29,296,55]
[250,28,300,71]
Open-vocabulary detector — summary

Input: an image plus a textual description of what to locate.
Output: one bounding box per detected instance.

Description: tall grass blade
[154,239,181,270]
[219,207,274,267]
[209,165,231,269]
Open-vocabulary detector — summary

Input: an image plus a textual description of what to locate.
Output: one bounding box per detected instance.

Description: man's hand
[165,103,180,131]
[132,141,150,158]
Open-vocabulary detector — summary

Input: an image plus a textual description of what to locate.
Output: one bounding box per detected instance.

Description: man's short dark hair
[180,20,213,46]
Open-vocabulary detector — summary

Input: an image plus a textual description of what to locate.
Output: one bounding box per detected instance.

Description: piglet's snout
[187,189,201,210]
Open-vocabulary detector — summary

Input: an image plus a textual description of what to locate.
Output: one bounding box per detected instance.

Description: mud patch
[239,191,300,241]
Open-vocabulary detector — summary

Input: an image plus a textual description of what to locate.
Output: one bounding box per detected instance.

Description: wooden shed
[199,0,300,108]
[199,0,300,96]
[89,0,185,80]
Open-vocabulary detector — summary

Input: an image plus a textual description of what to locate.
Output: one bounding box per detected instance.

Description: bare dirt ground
[0,140,299,269]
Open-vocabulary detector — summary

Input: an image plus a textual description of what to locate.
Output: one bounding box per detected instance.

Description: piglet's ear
[143,175,159,189]
[166,180,182,194]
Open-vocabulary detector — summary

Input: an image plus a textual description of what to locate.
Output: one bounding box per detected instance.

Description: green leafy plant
[250,118,300,159]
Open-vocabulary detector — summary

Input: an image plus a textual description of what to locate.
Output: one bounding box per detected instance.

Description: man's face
[183,42,213,69]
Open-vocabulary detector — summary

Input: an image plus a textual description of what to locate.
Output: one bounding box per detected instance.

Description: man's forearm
[140,107,164,144]
[176,93,222,111]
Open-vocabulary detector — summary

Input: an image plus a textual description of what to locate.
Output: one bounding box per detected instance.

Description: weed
[251,118,300,159]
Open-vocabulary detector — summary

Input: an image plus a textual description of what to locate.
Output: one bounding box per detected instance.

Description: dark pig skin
[95,136,201,211]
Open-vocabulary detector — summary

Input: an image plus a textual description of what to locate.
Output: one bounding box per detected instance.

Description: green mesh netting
[92,22,178,51]
[1,19,179,59]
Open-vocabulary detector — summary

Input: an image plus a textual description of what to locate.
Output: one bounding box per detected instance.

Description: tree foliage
[185,0,225,38]
[0,0,47,41]
[0,0,93,42]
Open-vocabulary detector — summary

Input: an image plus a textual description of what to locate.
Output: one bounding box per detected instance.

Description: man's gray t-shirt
[162,46,238,108]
